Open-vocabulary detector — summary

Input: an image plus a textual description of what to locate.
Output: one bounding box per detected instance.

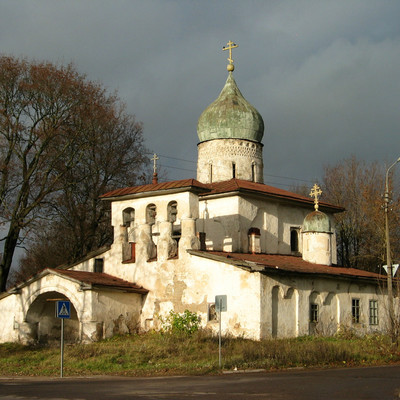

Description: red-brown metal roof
[50,269,149,294]
[100,178,210,199]
[100,178,343,212]
[202,179,343,212]
[189,251,383,281]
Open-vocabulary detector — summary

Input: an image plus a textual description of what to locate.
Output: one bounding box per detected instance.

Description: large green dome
[197,72,264,143]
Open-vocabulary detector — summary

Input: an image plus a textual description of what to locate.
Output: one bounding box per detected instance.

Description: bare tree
[323,156,400,271]
[0,55,147,291]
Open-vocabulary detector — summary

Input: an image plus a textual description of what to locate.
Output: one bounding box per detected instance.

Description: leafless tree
[0,56,148,291]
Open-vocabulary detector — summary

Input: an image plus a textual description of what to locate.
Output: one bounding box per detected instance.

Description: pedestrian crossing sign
[56,300,71,319]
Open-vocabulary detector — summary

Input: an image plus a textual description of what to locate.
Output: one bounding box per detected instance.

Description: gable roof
[201,179,343,213]
[4,268,148,298]
[100,178,343,213]
[50,269,149,294]
[100,178,210,200]
[188,250,384,283]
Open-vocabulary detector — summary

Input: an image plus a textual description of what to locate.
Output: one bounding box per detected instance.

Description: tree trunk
[0,223,20,292]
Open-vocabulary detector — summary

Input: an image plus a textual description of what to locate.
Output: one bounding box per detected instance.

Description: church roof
[197,72,264,143]
[4,268,148,297]
[201,179,344,213]
[51,269,149,294]
[303,210,332,233]
[188,251,384,283]
[100,178,210,200]
[101,178,343,213]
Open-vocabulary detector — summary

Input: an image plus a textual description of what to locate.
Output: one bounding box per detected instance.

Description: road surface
[0,365,399,399]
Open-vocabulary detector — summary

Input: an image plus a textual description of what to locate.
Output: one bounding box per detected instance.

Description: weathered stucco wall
[261,273,388,338]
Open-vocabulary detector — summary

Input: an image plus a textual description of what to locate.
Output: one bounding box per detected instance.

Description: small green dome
[303,211,331,233]
[197,72,264,143]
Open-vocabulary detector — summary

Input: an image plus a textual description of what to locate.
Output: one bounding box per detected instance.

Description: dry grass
[0,331,399,377]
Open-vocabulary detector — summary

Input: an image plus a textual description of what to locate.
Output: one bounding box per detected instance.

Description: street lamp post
[384,157,400,343]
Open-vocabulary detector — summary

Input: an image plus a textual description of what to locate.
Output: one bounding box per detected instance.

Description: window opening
[123,208,135,227]
[369,300,378,325]
[290,228,299,252]
[168,201,178,223]
[232,162,236,178]
[208,303,217,322]
[94,258,104,273]
[251,162,255,182]
[146,204,156,225]
[352,298,360,323]
[310,303,319,323]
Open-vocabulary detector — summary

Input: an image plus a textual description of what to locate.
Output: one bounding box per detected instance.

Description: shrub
[161,310,200,335]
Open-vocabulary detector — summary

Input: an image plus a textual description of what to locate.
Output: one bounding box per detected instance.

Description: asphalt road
[0,365,399,400]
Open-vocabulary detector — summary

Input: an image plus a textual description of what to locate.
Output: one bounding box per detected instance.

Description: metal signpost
[56,300,71,378]
[215,295,227,369]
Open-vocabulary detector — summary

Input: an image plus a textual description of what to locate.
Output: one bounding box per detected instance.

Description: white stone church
[0,46,388,344]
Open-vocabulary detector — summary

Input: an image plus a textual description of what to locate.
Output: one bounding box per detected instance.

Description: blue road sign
[56,300,71,319]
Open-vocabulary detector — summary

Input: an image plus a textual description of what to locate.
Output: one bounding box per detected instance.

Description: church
[0,43,388,344]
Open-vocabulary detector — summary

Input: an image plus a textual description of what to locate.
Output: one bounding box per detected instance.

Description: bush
[161,310,200,335]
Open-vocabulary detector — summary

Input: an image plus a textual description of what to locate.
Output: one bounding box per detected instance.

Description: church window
[352,298,360,323]
[251,162,255,182]
[232,162,236,178]
[94,258,104,273]
[123,207,135,227]
[369,300,378,325]
[167,201,178,223]
[310,303,319,323]
[208,303,217,322]
[290,228,299,252]
[146,204,156,225]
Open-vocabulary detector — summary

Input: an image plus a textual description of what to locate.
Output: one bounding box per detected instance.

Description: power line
[151,152,317,186]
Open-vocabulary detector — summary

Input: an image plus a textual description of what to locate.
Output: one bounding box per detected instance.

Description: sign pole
[60,318,64,378]
[215,295,227,369]
[218,298,222,368]
[55,300,70,378]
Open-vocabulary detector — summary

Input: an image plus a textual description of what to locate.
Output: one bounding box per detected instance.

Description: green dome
[303,211,331,233]
[197,72,264,143]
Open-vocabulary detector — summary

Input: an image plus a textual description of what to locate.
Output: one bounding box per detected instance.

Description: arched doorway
[25,291,79,344]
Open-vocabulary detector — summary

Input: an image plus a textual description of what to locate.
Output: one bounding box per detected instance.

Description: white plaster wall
[261,273,388,339]
[0,294,20,342]
[197,195,337,257]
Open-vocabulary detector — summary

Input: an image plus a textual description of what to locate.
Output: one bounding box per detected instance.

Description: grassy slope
[1,331,400,377]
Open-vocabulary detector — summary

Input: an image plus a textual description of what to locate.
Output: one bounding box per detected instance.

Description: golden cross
[223,40,238,65]
[310,184,322,211]
[151,153,159,175]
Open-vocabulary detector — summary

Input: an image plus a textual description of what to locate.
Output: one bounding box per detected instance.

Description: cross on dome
[223,40,238,71]
[310,184,322,211]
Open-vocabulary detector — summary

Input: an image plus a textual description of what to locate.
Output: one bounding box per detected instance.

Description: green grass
[0,331,399,377]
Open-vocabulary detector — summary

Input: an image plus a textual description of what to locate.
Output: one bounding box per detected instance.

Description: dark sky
[2,0,400,189]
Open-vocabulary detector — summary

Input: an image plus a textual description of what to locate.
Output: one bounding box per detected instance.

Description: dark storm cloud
[1,0,400,188]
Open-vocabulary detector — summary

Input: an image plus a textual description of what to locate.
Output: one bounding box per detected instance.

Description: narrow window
[146,204,156,225]
[290,228,299,252]
[369,300,378,325]
[123,208,135,227]
[232,162,236,178]
[167,201,178,223]
[352,298,360,323]
[209,163,213,183]
[94,258,104,273]
[251,162,255,182]
[208,303,217,322]
[310,303,319,323]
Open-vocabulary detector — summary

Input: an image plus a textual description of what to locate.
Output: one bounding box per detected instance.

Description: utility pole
[384,157,400,344]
